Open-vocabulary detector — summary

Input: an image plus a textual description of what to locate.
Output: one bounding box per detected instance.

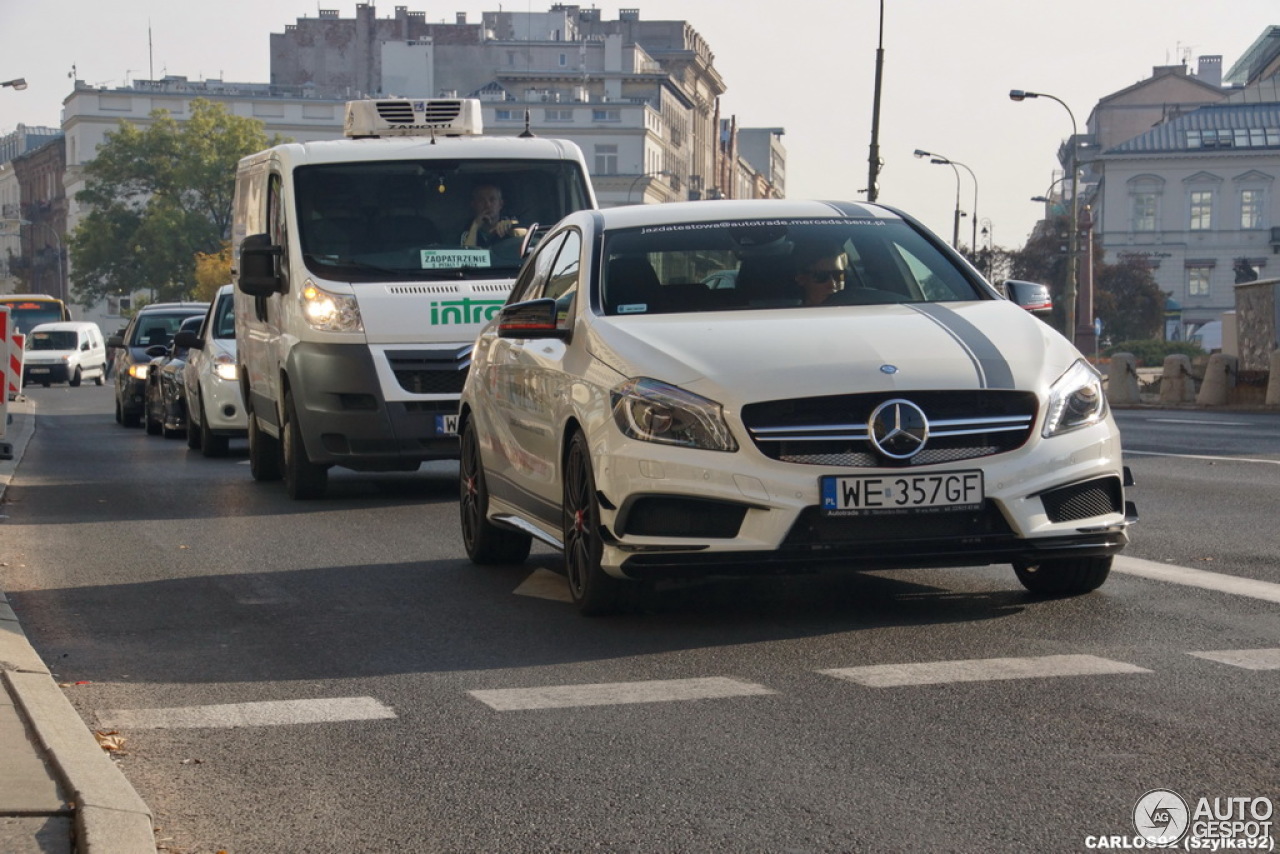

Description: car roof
[134,302,209,314]
[581,198,902,232]
[27,321,98,333]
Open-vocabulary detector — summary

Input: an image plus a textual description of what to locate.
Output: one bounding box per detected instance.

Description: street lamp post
[627,170,673,204]
[1009,89,1084,347]
[914,149,977,250]
[1,78,28,91]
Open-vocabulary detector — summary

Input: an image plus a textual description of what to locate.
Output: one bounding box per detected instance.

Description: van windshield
[295,159,592,280]
[28,330,78,350]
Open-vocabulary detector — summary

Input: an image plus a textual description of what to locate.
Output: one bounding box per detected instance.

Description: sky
[2,1,1278,249]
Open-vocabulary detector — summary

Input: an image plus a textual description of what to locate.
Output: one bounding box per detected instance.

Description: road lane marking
[820,654,1150,688]
[469,677,776,711]
[1188,649,1280,670]
[1113,556,1280,603]
[1146,419,1251,426]
[98,697,396,730]
[1125,450,1280,466]
[513,568,573,602]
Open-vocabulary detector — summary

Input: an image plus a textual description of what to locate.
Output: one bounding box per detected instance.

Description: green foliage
[1104,338,1205,366]
[1094,257,1164,341]
[69,99,285,307]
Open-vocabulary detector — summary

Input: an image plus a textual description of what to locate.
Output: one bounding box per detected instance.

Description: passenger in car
[792,240,849,306]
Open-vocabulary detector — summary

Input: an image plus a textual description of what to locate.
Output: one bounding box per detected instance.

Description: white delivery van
[23,321,108,387]
[233,98,597,498]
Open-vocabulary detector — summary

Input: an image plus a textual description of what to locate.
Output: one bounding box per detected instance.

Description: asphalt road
[2,385,1278,853]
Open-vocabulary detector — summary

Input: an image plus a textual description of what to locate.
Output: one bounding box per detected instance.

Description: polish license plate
[28,367,49,374]
[821,471,984,516]
[436,413,459,436]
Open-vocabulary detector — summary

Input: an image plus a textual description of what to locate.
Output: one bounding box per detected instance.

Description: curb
[1,399,156,854]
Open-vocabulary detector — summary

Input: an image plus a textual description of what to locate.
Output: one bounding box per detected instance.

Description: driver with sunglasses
[792,241,849,306]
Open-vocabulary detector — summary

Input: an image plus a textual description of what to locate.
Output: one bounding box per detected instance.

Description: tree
[1008,213,1071,334]
[1094,256,1164,342]
[193,244,233,302]
[69,98,284,306]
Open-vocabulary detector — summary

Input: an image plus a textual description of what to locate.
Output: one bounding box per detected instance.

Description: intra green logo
[430,298,505,326]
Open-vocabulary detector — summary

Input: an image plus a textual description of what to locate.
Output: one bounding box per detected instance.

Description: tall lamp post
[1010,89,1084,347]
[1,78,28,91]
[627,170,673,204]
[914,149,977,250]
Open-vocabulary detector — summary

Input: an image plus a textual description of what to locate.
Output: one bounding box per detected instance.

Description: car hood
[584,301,1078,404]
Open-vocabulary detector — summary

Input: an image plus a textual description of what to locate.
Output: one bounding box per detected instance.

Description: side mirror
[1003,279,1053,315]
[175,330,202,350]
[107,335,124,348]
[238,233,284,297]
[498,298,570,340]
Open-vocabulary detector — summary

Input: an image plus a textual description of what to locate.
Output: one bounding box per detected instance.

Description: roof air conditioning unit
[344,98,484,137]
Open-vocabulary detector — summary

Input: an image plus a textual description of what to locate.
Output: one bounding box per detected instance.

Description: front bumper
[588,420,1134,579]
[23,363,71,384]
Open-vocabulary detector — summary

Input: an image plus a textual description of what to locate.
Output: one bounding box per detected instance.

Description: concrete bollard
[1107,353,1141,404]
[1267,351,1280,406]
[1159,354,1196,404]
[1195,353,1237,406]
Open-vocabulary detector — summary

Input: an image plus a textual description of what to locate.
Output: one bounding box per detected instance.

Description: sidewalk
[0,398,155,854]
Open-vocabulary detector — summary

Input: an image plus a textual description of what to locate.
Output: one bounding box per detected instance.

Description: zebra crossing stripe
[98,697,397,730]
[513,568,573,602]
[820,654,1151,688]
[1113,556,1280,603]
[469,677,776,711]
[1188,649,1280,670]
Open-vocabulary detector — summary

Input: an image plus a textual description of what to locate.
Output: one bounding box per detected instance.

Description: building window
[594,144,618,175]
[1189,191,1213,230]
[494,109,515,121]
[1188,266,1212,297]
[544,109,573,122]
[592,109,620,122]
[558,53,568,67]
[1134,193,1157,231]
[1241,189,1263,229]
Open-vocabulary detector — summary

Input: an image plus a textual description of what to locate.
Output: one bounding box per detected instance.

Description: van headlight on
[302,280,362,333]
[611,378,738,452]
[1042,359,1108,437]
[128,363,150,380]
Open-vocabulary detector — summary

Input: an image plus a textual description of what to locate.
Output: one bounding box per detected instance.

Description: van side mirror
[107,335,124,348]
[175,330,202,350]
[238,233,284,297]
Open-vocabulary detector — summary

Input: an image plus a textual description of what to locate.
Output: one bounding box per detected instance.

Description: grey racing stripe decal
[908,303,1016,389]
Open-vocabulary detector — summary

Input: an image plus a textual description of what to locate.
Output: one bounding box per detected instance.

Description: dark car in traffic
[109,302,208,427]
[144,315,203,438]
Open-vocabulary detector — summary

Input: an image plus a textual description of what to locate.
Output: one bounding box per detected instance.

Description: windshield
[212,292,235,339]
[28,330,77,350]
[599,218,987,316]
[294,159,592,280]
[129,312,205,348]
[1,300,66,334]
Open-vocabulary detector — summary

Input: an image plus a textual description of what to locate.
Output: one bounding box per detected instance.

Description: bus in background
[0,294,72,334]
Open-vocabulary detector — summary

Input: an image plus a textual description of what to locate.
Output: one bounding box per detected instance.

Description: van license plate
[436,413,459,436]
[820,471,983,516]
[28,368,49,374]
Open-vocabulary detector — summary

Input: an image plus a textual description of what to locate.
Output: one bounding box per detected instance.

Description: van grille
[385,346,471,395]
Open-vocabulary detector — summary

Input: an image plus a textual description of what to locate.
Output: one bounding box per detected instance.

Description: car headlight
[1042,359,1108,438]
[302,280,362,332]
[213,353,238,381]
[128,363,150,380]
[611,378,738,452]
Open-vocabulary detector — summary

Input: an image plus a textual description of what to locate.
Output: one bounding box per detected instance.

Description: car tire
[282,390,328,499]
[247,404,282,482]
[187,402,203,450]
[563,430,628,616]
[145,401,162,435]
[69,367,82,387]
[94,365,105,386]
[1014,556,1112,596]
[198,400,229,458]
[459,418,532,565]
[114,397,123,425]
